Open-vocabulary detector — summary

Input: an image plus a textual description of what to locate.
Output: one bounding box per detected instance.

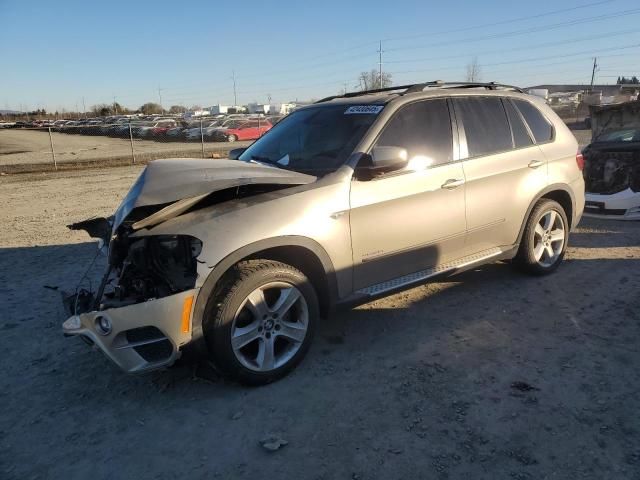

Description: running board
[355,248,504,297]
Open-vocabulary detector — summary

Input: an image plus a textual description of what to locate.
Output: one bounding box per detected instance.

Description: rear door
[349,98,467,290]
[454,96,548,253]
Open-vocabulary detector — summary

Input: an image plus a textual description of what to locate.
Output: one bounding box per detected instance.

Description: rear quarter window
[454,97,512,157]
[504,99,533,148]
[512,99,554,143]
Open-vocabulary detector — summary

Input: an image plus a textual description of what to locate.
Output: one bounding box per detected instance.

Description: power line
[387,43,640,77]
[150,5,635,94]
[385,8,640,53]
[380,0,616,43]
[385,28,640,64]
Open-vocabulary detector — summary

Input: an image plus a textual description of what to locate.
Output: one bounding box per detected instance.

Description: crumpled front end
[582,146,640,219]
[61,158,317,373]
[583,149,640,195]
[62,229,204,373]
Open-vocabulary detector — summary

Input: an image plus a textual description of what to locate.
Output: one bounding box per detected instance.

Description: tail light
[576,151,585,171]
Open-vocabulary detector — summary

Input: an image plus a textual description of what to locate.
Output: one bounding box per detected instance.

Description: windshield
[238,105,381,174]
[595,128,640,143]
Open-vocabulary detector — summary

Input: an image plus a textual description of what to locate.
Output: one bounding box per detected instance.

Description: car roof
[311,82,532,107]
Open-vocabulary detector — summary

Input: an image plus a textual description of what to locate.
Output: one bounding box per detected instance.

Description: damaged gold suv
[63,82,585,385]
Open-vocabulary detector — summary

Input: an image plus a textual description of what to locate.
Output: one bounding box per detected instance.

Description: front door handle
[441,178,465,190]
[528,159,544,169]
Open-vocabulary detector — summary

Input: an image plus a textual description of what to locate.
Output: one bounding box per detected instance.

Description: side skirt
[335,246,517,310]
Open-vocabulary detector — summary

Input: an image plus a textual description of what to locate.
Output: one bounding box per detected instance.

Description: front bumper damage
[61,159,317,374]
[584,188,640,220]
[63,289,198,373]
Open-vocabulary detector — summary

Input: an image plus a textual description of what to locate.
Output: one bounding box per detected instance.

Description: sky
[1,0,639,112]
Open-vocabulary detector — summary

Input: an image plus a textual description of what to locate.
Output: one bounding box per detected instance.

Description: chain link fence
[0,114,279,174]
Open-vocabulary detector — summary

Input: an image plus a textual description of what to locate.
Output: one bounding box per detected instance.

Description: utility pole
[378,40,384,88]
[590,57,598,92]
[113,96,118,115]
[158,87,163,113]
[82,96,86,118]
[232,70,237,106]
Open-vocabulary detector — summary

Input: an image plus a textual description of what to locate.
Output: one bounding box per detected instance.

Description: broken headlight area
[583,149,640,194]
[101,234,202,309]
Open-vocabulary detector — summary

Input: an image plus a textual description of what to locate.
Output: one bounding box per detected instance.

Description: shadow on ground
[1,218,639,479]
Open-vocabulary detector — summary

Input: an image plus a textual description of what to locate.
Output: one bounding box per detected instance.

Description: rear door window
[375,99,453,167]
[503,99,533,148]
[512,99,553,143]
[454,97,513,157]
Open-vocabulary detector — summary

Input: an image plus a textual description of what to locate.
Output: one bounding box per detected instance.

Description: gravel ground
[0,129,251,168]
[1,166,639,480]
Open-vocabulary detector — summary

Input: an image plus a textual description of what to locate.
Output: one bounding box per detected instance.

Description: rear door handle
[441,178,465,190]
[528,160,544,169]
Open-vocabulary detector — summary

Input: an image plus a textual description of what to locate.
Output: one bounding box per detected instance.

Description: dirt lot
[0,129,250,170]
[1,166,639,480]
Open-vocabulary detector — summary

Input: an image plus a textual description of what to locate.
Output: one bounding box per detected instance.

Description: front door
[349,99,467,290]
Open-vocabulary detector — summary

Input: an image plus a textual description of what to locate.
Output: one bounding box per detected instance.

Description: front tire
[227,134,237,142]
[514,199,569,275]
[203,260,318,385]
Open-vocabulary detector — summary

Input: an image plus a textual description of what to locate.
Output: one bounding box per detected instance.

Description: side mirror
[229,148,246,160]
[357,146,408,174]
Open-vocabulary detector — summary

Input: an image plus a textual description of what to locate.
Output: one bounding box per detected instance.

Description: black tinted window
[513,99,553,143]
[454,97,512,157]
[504,99,533,148]
[238,105,379,174]
[375,99,453,167]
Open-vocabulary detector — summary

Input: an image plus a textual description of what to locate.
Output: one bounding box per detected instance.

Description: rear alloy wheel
[203,260,318,385]
[514,199,569,275]
[227,134,237,142]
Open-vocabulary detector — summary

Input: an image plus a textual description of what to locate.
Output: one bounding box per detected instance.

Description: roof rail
[406,81,524,94]
[315,81,523,103]
[316,84,417,103]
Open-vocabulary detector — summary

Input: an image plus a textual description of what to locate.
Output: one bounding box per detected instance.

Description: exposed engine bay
[103,234,202,309]
[64,158,317,316]
[582,148,640,194]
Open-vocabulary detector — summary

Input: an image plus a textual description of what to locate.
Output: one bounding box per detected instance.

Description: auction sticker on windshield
[344,105,384,115]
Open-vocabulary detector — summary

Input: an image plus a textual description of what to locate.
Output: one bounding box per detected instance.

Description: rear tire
[514,199,569,275]
[227,134,237,142]
[202,260,318,385]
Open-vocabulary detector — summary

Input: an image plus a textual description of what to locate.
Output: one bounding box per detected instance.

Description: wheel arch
[516,184,576,246]
[189,236,338,355]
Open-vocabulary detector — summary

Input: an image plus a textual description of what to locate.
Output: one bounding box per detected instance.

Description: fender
[188,235,339,355]
[515,183,576,246]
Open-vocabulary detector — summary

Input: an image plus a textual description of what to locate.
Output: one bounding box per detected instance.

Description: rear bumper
[584,188,640,220]
[62,289,198,373]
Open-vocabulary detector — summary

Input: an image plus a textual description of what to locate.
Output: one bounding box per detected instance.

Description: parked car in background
[137,119,177,138]
[165,122,192,140]
[213,119,272,142]
[185,120,224,141]
[150,120,180,139]
[582,127,640,220]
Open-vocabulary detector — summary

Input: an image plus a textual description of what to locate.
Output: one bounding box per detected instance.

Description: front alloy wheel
[203,260,318,385]
[231,282,309,372]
